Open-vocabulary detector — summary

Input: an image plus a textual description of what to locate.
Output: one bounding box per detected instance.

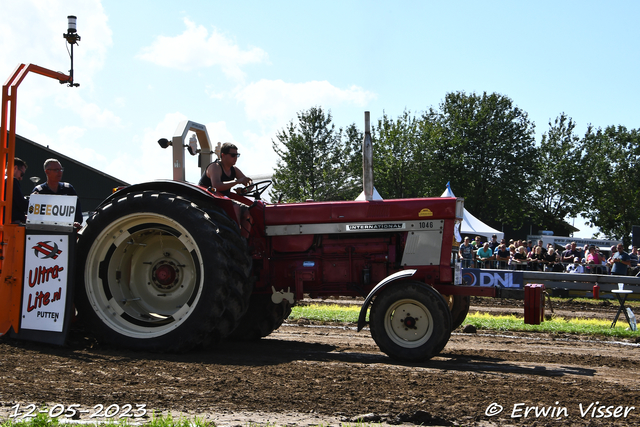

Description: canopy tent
[355,187,383,200]
[440,183,504,242]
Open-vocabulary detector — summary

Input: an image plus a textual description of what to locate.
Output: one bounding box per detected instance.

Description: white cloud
[55,91,122,128]
[235,79,377,131]
[137,18,268,81]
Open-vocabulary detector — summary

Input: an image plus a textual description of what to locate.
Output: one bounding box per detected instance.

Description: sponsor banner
[27,194,77,227]
[346,223,405,231]
[21,235,69,332]
[462,268,523,288]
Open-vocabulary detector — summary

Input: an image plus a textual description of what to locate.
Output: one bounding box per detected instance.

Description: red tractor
[0,18,470,360]
[71,118,467,361]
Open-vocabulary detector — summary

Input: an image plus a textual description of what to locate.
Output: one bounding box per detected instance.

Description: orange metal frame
[0,64,71,336]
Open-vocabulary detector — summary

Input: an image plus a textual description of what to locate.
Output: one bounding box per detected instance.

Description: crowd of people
[458,235,639,277]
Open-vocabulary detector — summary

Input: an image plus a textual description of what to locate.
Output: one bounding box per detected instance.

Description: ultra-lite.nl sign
[20,234,69,332]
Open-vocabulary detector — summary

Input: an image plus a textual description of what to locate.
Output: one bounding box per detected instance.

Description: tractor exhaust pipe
[362,111,374,201]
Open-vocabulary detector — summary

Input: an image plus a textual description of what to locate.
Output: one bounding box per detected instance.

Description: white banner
[27,194,77,228]
[21,234,69,332]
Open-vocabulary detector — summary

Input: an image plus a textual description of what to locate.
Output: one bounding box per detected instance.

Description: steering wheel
[236,180,272,200]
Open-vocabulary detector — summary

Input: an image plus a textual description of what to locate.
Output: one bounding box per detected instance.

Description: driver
[199,143,252,196]
[198,142,253,237]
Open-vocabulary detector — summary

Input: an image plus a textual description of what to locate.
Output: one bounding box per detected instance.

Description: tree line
[271,91,640,245]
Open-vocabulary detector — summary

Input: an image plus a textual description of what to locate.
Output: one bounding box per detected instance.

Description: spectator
[472,235,483,250]
[10,157,28,223]
[32,158,83,228]
[606,245,618,265]
[494,243,510,269]
[562,242,581,264]
[488,234,499,252]
[508,244,517,269]
[586,245,605,274]
[566,257,585,273]
[476,242,494,268]
[458,237,474,268]
[535,239,544,254]
[630,246,640,276]
[608,243,630,276]
[524,240,532,254]
[544,248,562,272]
[528,245,546,271]
[513,246,528,270]
[580,244,589,261]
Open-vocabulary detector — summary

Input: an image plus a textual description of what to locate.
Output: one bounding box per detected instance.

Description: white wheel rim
[84,212,204,339]
[383,299,434,348]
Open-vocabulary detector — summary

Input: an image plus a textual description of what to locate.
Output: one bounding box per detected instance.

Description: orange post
[0,64,72,336]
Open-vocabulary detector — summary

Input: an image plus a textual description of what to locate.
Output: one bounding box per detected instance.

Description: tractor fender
[94,180,238,226]
[357,269,417,331]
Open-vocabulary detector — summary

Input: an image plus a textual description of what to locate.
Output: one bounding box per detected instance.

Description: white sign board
[20,234,69,332]
[27,194,77,231]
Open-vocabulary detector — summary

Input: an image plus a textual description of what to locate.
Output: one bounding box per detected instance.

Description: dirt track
[1,299,639,426]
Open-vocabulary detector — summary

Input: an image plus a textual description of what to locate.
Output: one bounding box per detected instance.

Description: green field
[290,301,640,339]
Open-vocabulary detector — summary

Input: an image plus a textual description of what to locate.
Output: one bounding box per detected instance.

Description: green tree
[581,125,640,245]
[529,113,586,234]
[430,91,537,229]
[272,107,360,202]
[371,110,426,199]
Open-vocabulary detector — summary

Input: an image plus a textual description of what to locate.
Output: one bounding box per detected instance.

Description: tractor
[72,117,467,361]
[1,16,469,361]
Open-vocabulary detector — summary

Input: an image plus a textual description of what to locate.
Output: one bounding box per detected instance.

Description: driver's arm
[209,163,251,191]
[234,167,252,186]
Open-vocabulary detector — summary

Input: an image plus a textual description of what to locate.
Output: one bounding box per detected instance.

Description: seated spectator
[494,243,510,269]
[566,257,585,273]
[476,242,494,269]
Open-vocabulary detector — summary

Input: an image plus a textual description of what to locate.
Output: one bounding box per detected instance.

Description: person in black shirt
[10,157,29,223]
[32,158,83,228]
[198,143,252,196]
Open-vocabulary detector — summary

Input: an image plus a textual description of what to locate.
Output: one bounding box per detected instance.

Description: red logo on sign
[32,241,62,259]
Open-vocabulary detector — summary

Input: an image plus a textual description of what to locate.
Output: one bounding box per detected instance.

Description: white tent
[355,187,383,200]
[440,183,504,241]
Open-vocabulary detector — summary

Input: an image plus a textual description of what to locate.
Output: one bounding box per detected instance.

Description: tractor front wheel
[369,281,451,361]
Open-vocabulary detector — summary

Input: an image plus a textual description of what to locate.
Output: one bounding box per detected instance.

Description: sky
[2,0,639,238]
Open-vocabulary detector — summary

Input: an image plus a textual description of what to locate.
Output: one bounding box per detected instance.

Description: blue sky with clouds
[2,1,639,237]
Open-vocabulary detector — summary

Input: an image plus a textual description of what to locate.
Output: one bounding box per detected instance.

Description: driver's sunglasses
[226,152,240,158]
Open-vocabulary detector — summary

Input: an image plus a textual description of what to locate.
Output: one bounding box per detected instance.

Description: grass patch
[0,412,214,427]
[290,304,640,339]
[292,304,360,323]
[465,312,638,338]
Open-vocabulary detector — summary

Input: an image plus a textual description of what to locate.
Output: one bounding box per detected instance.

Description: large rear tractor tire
[228,294,292,341]
[75,191,252,352]
[369,281,452,362]
[446,295,471,331]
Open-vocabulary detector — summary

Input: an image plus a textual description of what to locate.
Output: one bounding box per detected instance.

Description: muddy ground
[1,297,639,427]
